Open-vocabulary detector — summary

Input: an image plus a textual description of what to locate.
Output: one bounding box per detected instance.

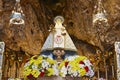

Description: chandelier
[93,0,108,24]
[9,0,25,25]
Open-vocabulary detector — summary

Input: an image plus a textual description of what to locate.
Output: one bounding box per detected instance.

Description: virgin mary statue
[40,16,77,62]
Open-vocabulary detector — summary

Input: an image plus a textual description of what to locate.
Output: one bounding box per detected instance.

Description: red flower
[65,62,69,67]
[39,72,45,77]
[79,61,84,64]
[27,74,33,79]
[84,66,89,72]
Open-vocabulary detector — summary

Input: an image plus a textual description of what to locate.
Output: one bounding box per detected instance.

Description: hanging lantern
[93,12,107,23]
[9,0,25,25]
[10,12,24,25]
[93,0,108,24]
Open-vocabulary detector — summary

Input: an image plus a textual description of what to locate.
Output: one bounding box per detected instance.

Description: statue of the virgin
[40,16,77,62]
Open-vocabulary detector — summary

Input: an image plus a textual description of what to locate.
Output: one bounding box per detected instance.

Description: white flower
[84,64,94,77]
[72,71,78,77]
[68,67,72,74]
[52,64,59,76]
[85,69,94,77]
[42,60,49,69]
[41,69,45,72]
[79,64,85,68]
[61,73,66,77]
[60,66,67,77]
[32,64,37,69]
[24,62,30,68]
[83,60,92,67]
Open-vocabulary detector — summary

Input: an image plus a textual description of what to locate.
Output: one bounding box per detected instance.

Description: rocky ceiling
[0,0,120,56]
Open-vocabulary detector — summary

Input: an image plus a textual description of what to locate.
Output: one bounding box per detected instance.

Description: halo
[54,16,64,24]
[16,0,20,3]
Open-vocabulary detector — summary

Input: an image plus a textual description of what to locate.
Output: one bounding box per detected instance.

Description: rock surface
[0,0,120,55]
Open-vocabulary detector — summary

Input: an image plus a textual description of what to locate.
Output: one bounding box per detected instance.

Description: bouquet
[24,56,59,79]
[24,55,94,78]
[59,55,94,77]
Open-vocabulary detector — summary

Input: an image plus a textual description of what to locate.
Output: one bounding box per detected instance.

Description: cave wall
[0,0,120,56]
[1,0,52,55]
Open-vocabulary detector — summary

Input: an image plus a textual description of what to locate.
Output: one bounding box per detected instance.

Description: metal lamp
[10,12,24,25]
[93,12,108,23]
[93,0,108,24]
[9,0,25,25]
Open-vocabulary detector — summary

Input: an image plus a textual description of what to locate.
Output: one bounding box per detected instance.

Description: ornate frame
[115,42,120,80]
[0,42,5,79]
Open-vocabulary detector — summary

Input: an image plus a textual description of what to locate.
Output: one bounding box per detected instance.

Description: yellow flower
[24,66,29,70]
[34,60,41,65]
[79,68,86,76]
[75,56,87,62]
[59,72,63,76]
[69,61,76,66]
[34,71,40,78]
[37,56,43,61]
[24,68,32,76]
[29,59,36,64]
[47,58,55,64]
[31,70,40,78]
[47,68,54,76]
[71,64,79,71]
[58,61,65,69]
[31,55,38,60]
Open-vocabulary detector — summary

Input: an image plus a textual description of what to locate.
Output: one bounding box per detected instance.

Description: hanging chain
[13,0,23,15]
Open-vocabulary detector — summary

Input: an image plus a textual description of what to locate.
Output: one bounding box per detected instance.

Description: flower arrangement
[58,55,94,77]
[24,56,59,79]
[24,55,94,79]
